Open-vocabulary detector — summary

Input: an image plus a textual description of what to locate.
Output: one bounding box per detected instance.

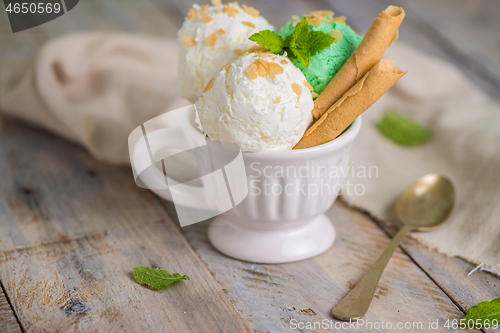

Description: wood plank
[3,0,500,100]
[0,222,252,332]
[1,0,498,331]
[0,0,182,66]
[401,238,500,311]
[0,119,162,251]
[0,119,252,332]
[52,0,181,38]
[0,287,22,333]
[400,239,500,333]
[387,0,500,98]
[320,0,450,58]
[324,0,500,101]
[310,0,500,326]
[165,0,333,35]
[0,5,46,62]
[152,0,500,101]
[352,201,500,332]
[178,201,475,333]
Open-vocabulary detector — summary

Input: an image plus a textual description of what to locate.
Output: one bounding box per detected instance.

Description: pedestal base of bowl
[208,214,335,264]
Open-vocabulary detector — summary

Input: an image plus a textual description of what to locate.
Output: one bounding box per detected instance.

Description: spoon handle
[332,224,413,321]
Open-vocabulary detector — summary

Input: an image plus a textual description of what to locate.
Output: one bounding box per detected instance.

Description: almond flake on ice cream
[292,83,302,95]
[195,52,313,152]
[330,16,347,24]
[268,62,283,79]
[257,62,266,77]
[203,77,215,93]
[245,58,284,80]
[205,33,218,46]
[242,21,256,28]
[188,9,197,20]
[223,6,239,17]
[178,2,274,102]
[180,36,196,47]
[309,10,334,17]
[220,62,232,71]
[257,58,268,68]
[307,17,322,27]
[241,4,259,18]
[248,45,267,52]
[304,81,314,91]
[330,29,343,43]
[246,63,258,80]
[199,14,213,23]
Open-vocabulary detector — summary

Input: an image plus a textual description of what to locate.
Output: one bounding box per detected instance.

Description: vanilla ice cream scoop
[178,2,274,102]
[195,52,314,152]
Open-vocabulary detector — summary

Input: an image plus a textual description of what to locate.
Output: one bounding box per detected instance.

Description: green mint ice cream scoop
[278,18,362,95]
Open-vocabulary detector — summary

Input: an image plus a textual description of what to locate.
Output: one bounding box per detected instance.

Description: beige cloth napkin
[343,43,500,274]
[0,32,189,165]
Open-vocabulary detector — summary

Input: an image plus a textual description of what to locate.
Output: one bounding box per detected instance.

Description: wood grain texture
[323,0,500,101]
[0,288,22,333]
[385,0,500,99]
[0,223,252,333]
[400,239,500,333]
[0,119,161,251]
[0,119,252,333]
[165,1,500,331]
[179,201,475,333]
[1,0,500,332]
[301,1,500,325]
[360,207,500,333]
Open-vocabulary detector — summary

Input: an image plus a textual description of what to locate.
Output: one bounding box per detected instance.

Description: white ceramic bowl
[209,120,361,263]
[129,106,361,263]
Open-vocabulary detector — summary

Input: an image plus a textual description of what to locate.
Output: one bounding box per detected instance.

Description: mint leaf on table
[249,17,334,68]
[376,112,432,146]
[133,267,189,290]
[464,297,500,326]
[249,30,285,54]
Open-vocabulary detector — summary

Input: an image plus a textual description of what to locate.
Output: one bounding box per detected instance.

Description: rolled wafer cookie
[293,59,407,150]
[312,5,405,119]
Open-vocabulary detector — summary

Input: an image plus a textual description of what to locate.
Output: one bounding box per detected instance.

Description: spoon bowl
[395,173,455,230]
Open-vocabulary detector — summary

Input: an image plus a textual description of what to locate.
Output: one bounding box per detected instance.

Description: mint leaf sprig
[464,297,500,327]
[248,30,285,54]
[133,267,189,290]
[249,17,334,68]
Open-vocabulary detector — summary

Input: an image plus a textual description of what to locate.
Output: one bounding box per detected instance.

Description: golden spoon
[332,173,456,321]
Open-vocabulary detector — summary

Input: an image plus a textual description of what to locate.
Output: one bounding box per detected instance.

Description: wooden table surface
[1,0,499,332]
